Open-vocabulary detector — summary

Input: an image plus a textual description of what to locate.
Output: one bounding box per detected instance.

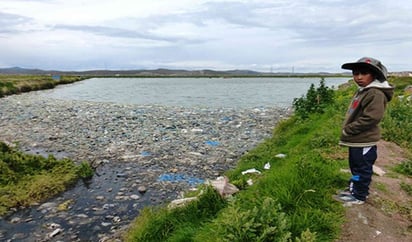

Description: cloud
[0,0,411,71]
[0,11,33,34]
[53,24,177,42]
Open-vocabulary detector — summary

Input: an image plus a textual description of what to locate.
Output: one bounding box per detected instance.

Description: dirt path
[336,140,412,242]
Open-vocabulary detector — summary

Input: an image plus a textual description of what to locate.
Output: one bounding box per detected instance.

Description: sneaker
[337,188,352,196]
[333,194,365,205]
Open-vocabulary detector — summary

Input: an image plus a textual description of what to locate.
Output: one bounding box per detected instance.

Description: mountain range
[0,67,344,77]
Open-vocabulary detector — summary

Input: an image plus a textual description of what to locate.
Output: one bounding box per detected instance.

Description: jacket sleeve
[343,90,386,135]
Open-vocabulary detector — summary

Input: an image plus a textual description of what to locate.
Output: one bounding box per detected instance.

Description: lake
[43,77,350,108]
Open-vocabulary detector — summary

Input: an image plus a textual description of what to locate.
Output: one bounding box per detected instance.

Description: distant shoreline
[0,66,352,78]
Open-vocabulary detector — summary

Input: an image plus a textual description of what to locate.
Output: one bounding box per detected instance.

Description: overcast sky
[0,0,411,72]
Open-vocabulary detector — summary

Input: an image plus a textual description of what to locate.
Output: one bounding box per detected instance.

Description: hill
[0,66,345,77]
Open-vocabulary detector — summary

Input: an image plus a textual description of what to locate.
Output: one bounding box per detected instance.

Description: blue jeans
[348,146,377,201]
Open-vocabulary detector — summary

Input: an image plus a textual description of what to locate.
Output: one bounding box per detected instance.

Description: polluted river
[0,77,348,241]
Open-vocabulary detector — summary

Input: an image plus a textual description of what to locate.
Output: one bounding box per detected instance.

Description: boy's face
[352,68,375,87]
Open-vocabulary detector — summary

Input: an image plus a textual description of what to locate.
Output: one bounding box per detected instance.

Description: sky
[0,0,411,73]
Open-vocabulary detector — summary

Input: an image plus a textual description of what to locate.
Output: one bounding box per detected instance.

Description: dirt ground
[335,140,412,242]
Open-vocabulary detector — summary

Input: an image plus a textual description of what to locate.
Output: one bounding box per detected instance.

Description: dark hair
[352,66,377,78]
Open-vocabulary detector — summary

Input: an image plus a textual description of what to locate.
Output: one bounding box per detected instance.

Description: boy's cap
[342,57,388,82]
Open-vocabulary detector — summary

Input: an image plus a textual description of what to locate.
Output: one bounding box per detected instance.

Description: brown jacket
[339,81,394,147]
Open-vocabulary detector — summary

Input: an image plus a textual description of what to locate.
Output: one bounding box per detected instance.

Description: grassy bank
[124,77,411,241]
[0,75,93,216]
[0,142,93,216]
[0,75,85,98]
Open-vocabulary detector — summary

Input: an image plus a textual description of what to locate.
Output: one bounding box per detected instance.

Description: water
[0,77,351,241]
[44,77,350,107]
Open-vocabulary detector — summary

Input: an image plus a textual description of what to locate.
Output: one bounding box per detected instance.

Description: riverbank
[0,90,290,241]
[0,75,85,98]
[123,77,412,241]
[1,76,410,241]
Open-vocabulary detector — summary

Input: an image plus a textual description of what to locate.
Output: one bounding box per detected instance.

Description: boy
[334,57,394,205]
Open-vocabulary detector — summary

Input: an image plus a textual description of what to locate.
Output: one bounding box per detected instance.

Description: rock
[373,165,386,176]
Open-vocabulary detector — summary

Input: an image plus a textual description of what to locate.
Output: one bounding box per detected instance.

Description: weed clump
[0,142,93,215]
[195,197,294,242]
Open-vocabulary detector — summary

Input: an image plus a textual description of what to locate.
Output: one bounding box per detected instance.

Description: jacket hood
[361,80,394,101]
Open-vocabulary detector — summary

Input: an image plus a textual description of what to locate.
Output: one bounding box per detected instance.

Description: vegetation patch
[0,142,93,216]
[292,78,335,119]
[123,76,411,241]
[0,75,85,97]
[394,160,412,176]
[400,182,412,196]
[124,186,227,241]
[1,75,410,240]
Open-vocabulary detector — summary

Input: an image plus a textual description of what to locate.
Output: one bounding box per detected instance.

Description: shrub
[195,197,294,242]
[293,79,335,119]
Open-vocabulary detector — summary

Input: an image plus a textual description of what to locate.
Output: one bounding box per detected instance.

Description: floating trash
[140,151,151,157]
[0,91,291,241]
[205,140,220,146]
[275,153,287,158]
[220,116,233,122]
[158,173,205,186]
[241,168,261,175]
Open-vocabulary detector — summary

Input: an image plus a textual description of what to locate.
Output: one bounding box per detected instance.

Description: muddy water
[0,152,180,241]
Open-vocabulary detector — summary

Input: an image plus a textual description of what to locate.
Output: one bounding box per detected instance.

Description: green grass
[124,76,412,242]
[0,75,85,97]
[400,182,412,196]
[124,186,227,241]
[1,75,410,240]
[0,142,93,215]
[0,75,91,215]
[382,77,412,149]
